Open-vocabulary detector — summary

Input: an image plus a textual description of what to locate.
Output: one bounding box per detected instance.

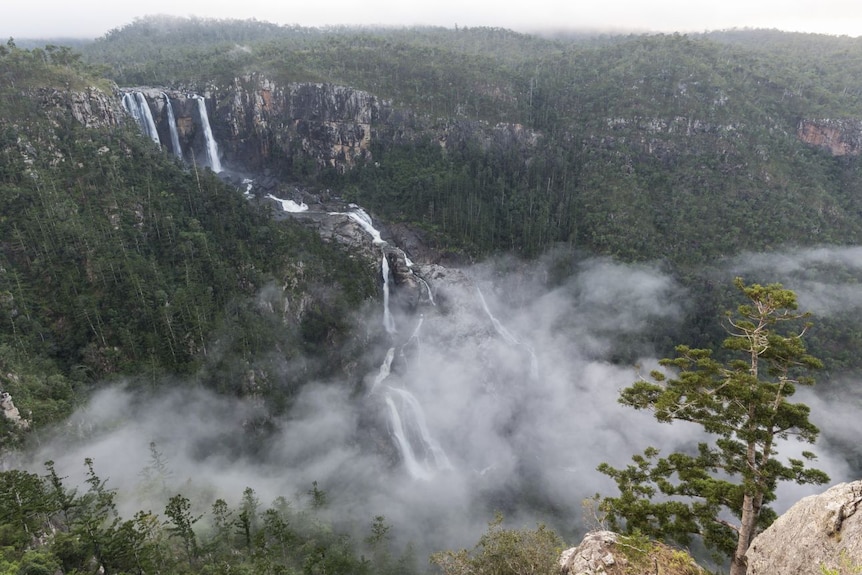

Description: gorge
[4,23,862,574]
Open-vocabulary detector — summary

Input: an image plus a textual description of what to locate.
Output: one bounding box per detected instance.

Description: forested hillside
[78,19,862,264]
[76,18,862,364]
[0,40,377,444]
[3,19,862,574]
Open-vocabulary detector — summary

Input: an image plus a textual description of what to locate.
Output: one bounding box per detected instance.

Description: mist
[16,248,861,555]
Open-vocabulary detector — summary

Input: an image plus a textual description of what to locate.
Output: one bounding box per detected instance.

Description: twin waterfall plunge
[120,90,223,173]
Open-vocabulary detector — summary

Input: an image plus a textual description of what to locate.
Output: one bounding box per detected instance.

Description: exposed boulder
[558,530,707,575]
[1,391,29,429]
[746,480,862,575]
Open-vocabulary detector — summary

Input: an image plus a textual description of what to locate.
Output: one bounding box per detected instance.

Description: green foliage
[0,469,51,550]
[599,279,829,574]
[429,513,563,575]
[164,493,202,564]
[0,457,417,575]
[0,41,107,93]
[0,78,378,427]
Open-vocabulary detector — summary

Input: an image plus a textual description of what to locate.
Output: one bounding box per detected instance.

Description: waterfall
[341,206,385,244]
[365,283,450,480]
[383,384,454,480]
[369,347,395,395]
[397,247,435,305]
[416,275,436,306]
[384,394,433,480]
[476,287,539,381]
[382,255,397,334]
[387,387,452,472]
[332,200,451,479]
[265,194,309,213]
[194,95,223,173]
[162,92,183,159]
[121,92,161,147]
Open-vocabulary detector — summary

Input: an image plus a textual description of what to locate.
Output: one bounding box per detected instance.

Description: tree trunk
[731,493,757,575]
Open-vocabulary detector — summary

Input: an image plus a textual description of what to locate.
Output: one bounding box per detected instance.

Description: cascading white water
[384,394,433,480]
[135,93,160,146]
[365,295,450,480]
[122,92,161,146]
[386,387,452,471]
[327,201,450,479]
[265,194,309,213]
[369,347,395,395]
[382,256,397,334]
[400,315,424,364]
[162,92,183,159]
[416,275,436,306]
[476,287,539,380]
[193,95,223,173]
[344,206,385,244]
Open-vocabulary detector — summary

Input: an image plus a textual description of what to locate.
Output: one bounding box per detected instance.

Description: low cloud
[18,251,859,554]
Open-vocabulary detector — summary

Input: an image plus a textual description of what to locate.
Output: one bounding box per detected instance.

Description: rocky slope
[558,531,707,575]
[746,480,862,574]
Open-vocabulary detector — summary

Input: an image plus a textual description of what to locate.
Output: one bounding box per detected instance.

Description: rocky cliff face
[798,119,862,156]
[746,480,862,574]
[220,75,381,172]
[117,77,540,176]
[37,86,124,129]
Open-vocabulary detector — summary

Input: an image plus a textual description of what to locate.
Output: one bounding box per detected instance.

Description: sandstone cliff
[797,119,862,156]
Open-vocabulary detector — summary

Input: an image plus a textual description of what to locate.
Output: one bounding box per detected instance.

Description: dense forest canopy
[3,18,862,574]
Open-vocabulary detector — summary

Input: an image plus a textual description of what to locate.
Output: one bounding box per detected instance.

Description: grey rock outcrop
[558,530,707,575]
[746,480,862,575]
[559,531,625,575]
[1,391,29,429]
[38,86,124,129]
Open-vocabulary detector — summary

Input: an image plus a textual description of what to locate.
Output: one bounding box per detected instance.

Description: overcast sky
[3,0,862,39]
